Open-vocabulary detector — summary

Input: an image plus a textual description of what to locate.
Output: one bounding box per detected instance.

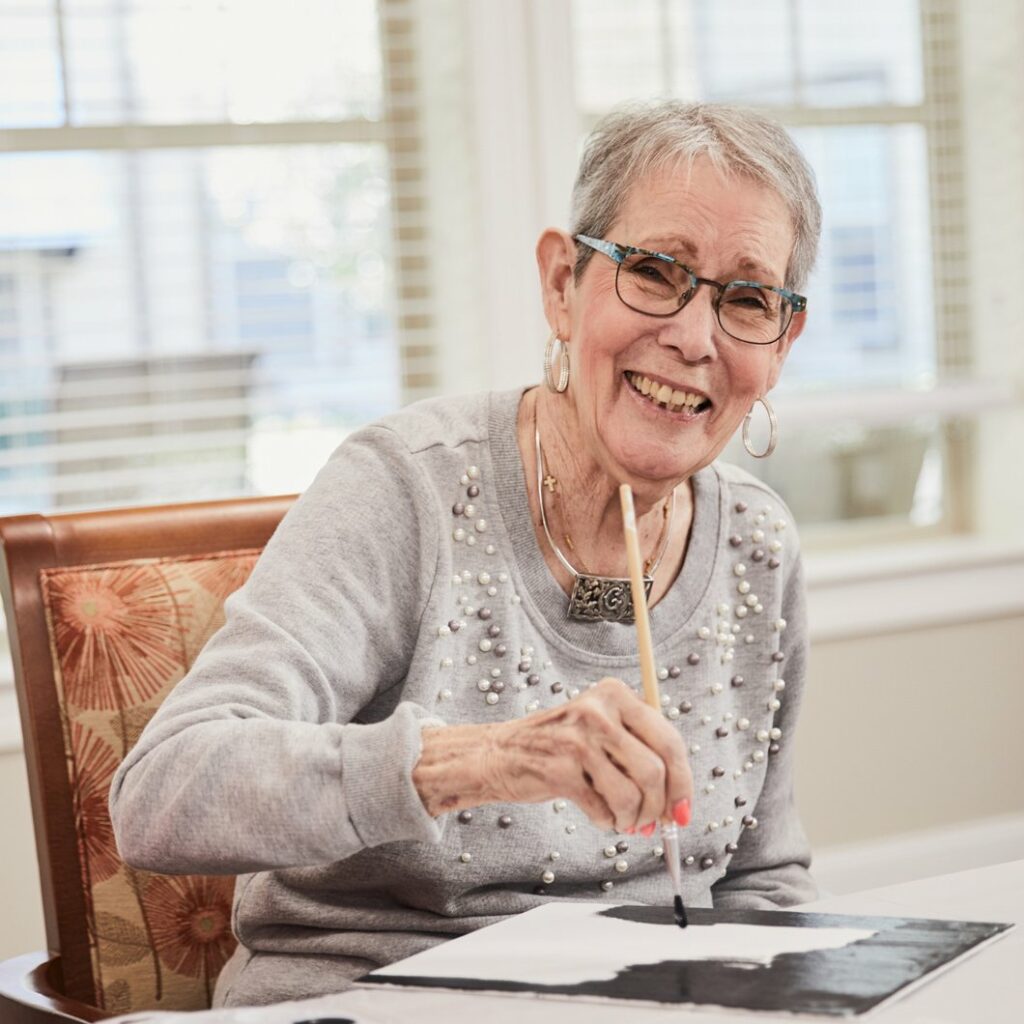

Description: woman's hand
[414,678,693,833]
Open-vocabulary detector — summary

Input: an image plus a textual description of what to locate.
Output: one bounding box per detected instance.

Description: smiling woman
[528,117,817,599]
[110,101,824,1009]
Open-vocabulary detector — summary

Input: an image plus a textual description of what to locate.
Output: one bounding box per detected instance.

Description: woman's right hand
[413,677,693,834]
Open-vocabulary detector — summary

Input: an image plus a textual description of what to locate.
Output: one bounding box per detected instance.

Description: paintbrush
[619,483,688,929]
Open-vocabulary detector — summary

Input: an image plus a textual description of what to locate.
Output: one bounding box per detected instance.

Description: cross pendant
[543,474,557,493]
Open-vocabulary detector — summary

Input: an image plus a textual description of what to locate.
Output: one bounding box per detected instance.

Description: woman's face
[548,156,806,488]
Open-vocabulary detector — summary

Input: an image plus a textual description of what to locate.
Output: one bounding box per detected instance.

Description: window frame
[0,0,443,719]
[564,0,1014,543]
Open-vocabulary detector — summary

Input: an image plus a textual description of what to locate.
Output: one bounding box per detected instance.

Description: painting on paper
[361,901,1012,1017]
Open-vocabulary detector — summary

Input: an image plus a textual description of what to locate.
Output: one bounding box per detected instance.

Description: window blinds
[0,0,450,516]
[0,0,448,701]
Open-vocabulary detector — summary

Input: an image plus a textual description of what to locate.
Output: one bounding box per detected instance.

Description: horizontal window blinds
[0,0,444,695]
[0,0,446,514]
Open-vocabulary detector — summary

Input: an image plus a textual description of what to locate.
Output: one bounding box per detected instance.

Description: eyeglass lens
[615,251,792,344]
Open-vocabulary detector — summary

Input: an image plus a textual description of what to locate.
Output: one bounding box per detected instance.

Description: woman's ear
[764,309,807,391]
[535,229,576,339]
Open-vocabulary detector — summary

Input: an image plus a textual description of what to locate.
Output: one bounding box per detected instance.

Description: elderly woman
[111,100,820,1008]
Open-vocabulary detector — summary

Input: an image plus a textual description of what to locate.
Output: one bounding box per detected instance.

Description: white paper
[374,902,876,986]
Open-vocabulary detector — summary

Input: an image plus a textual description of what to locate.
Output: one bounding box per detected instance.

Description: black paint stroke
[361,906,1011,1018]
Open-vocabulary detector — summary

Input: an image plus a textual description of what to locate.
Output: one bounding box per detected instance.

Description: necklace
[534,422,675,623]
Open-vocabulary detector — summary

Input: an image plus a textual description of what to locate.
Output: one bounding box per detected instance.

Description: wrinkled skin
[414,678,693,833]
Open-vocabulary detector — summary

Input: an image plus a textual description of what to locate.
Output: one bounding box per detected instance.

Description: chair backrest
[0,496,295,1017]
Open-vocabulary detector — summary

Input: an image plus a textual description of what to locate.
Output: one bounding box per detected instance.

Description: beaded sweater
[110,387,817,1008]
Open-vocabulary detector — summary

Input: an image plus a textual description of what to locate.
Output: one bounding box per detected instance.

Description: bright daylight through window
[574,0,958,536]
[0,0,399,516]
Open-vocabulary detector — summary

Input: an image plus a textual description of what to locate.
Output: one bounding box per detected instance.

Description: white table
[112,859,1023,1024]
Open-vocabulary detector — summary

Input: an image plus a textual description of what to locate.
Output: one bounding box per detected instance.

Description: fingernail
[673,799,691,827]
[624,826,635,835]
[640,821,657,837]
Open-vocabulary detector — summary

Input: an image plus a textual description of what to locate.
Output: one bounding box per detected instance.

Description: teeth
[628,373,707,413]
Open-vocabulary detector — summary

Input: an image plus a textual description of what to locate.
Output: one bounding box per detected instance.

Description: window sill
[775,375,1020,429]
[805,536,1024,642]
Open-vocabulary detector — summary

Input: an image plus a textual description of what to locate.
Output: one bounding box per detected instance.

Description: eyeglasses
[574,234,806,346]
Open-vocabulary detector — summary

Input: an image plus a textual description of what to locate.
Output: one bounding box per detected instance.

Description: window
[0,0,443,700]
[571,0,985,537]
[0,0,440,515]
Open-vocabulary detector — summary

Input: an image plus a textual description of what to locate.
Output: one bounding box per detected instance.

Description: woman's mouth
[625,372,712,415]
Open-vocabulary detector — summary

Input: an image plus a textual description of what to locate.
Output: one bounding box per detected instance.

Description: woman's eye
[630,260,672,285]
[725,289,772,313]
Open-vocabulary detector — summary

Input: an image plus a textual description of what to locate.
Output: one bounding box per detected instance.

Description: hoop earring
[742,396,778,458]
[543,333,570,393]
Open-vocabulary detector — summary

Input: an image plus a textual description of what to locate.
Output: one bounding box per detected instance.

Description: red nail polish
[641,821,657,837]
[673,798,691,827]
[624,826,636,835]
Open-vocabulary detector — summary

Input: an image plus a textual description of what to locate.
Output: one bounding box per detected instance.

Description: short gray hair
[570,100,822,292]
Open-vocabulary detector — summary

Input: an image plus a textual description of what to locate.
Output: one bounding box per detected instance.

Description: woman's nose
[657,287,718,362]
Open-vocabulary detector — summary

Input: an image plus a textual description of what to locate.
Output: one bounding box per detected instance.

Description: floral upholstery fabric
[40,549,261,1014]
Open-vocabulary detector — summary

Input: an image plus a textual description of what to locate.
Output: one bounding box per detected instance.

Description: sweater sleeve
[110,425,445,875]
[711,549,819,909]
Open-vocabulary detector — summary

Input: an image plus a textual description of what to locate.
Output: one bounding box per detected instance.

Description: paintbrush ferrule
[661,823,687,928]
[661,823,682,892]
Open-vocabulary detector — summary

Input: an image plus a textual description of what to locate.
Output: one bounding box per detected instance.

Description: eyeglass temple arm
[574,234,625,263]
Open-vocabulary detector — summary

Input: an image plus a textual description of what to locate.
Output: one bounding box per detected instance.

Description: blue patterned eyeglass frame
[574,234,807,346]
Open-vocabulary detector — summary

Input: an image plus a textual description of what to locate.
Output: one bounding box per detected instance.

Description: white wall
[799,614,1024,849]
[0,749,46,960]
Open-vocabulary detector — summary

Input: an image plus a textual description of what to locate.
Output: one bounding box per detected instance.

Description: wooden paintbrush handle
[618,484,660,711]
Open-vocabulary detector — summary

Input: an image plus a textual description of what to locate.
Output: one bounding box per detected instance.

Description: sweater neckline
[487,387,723,659]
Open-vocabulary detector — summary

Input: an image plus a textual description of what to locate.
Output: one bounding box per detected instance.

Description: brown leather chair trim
[0,952,108,1023]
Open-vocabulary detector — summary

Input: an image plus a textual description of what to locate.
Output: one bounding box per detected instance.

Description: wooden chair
[0,496,295,1023]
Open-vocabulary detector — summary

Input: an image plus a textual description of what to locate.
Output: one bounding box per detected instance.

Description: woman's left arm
[711,552,818,909]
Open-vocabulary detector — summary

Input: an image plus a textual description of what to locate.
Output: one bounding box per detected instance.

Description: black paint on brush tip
[673,894,688,928]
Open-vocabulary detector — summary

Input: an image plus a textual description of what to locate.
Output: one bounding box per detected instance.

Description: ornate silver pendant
[568,573,653,623]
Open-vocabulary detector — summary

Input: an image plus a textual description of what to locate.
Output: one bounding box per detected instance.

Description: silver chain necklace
[534,423,675,623]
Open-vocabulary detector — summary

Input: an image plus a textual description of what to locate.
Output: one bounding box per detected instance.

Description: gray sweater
[110,388,816,1008]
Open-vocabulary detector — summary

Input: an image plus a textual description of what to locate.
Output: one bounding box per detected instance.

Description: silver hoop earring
[742,396,778,458]
[543,333,570,393]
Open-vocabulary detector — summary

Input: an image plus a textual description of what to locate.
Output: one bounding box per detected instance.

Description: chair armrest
[0,952,108,1024]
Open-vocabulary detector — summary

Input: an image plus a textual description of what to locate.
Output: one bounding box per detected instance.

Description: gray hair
[570,100,822,292]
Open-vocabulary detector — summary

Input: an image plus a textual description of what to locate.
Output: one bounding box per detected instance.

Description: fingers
[577,741,646,832]
[567,769,617,831]
[618,693,694,826]
[571,678,693,832]
[592,728,665,832]
[488,677,693,834]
